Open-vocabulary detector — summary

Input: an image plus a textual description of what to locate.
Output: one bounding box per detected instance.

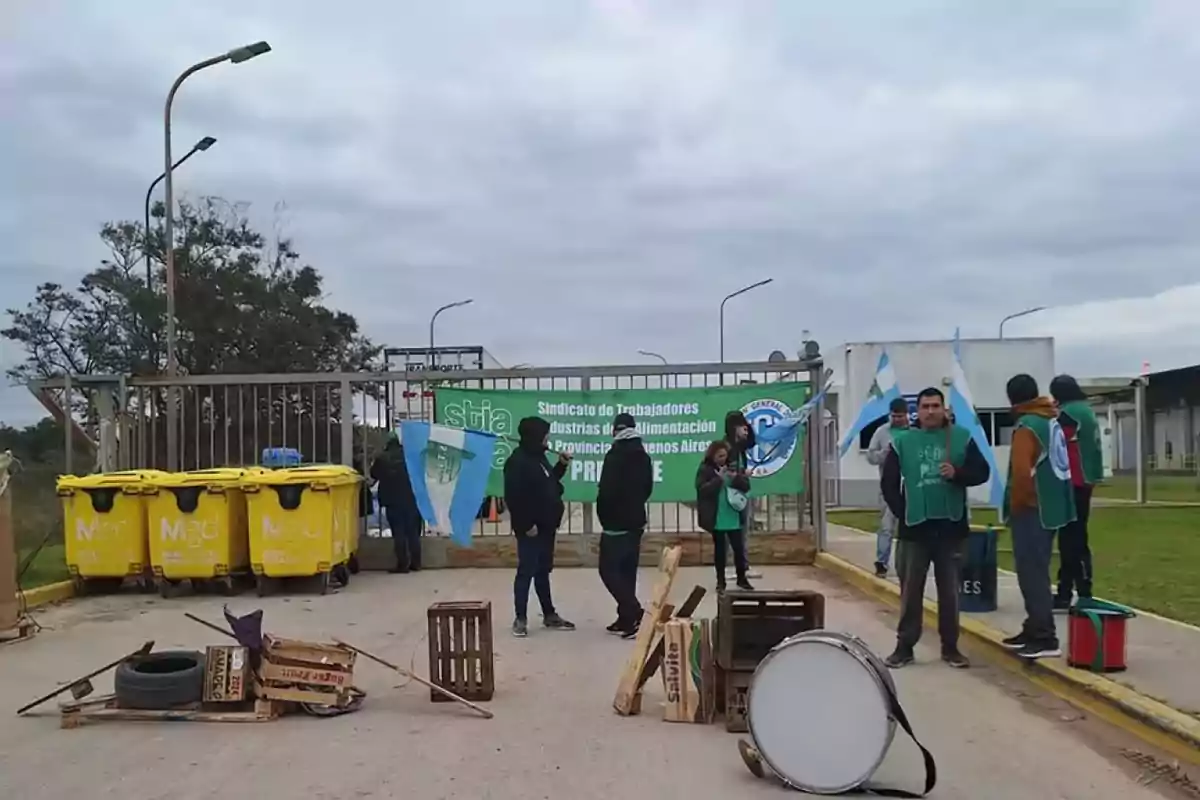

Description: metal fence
[31,358,829,544]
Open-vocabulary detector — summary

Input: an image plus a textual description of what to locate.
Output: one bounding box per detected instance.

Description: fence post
[580,371,595,538]
[340,378,354,467]
[1134,377,1147,504]
[63,374,74,476]
[94,386,118,473]
[807,362,827,552]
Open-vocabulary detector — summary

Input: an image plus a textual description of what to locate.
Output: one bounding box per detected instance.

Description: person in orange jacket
[1000,374,1077,660]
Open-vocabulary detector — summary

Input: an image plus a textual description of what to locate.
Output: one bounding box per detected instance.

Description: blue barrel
[959,525,998,613]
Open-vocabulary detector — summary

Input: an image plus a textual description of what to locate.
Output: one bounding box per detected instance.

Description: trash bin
[959,524,998,613]
[57,470,166,593]
[241,465,361,596]
[1068,597,1135,672]
[144,468,251,596]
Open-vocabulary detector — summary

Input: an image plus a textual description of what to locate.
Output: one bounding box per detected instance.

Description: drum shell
[747,630,897,795]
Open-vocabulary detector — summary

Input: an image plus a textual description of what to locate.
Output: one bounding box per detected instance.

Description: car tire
[114,650,206,710]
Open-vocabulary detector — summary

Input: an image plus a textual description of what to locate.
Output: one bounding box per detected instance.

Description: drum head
[748,635,895,794]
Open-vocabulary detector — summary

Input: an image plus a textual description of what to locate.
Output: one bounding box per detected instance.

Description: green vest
[891,425,972,527]
[1002,414,1077,530]
[1060,400,1104,484]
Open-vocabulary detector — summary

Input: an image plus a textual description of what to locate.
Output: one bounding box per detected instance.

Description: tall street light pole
[720,278,774,363]
[163,41,270,470]
[998,306,1046,339]
[144,136,216,289]
[429,299,474,367]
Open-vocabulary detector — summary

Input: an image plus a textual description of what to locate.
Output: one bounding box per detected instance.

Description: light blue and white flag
[948,329,1005,508]
[839,351,903,456]
[400,421,498,547]
[755,376,834,462]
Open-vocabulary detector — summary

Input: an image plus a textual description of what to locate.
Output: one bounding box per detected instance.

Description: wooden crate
[716,590,825,671]
[722,668,754,733]
[257,634,357,709]
[428,601,494,703]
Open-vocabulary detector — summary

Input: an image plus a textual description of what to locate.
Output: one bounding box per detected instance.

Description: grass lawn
[829,506,1200,626]
[15,544,71,591]
[1095,473,1200,504]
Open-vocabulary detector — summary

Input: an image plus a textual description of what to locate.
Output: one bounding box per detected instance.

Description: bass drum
[747,630,897,795]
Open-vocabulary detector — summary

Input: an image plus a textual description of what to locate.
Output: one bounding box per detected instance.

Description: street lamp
[429,299,474,367]
[144,136,216,288]
[720,278,774,363]
[998,306,1046,339]
[639,348,670,388]
[163,41,271,470]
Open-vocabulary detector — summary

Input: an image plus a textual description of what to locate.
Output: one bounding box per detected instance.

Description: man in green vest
[1001,374,1077,659]
[881,387,991,670]
[1050,374,1102,610]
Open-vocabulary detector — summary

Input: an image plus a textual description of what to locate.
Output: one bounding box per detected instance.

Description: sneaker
[543,614,576,631]
[512,618,528,638]
[620,618,641,640]
[1001,632,1029,650]
[605,619,625,634]
[874,562,888,578]
[1016,640,1062,659]
[884,648,915,669]
[1052,596,1072,614]
[716,580,727,594]
[736,577,754,591]
[941,650,970,669]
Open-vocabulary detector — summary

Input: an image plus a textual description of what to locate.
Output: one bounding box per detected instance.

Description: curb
[814,551,1200,765]
[17,580,75,610]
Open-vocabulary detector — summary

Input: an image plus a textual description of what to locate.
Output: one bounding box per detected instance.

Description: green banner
[435,383,810,502]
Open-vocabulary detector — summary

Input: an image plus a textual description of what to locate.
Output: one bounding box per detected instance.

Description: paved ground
[0,566,1194,799]
[828,522,1200,716]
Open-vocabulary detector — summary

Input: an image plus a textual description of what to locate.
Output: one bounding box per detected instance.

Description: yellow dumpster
[241,465,361,595]
[57,470,165,594]
[144,468,250,596]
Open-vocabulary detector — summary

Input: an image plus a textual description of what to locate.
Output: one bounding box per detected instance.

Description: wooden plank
[465,613,478,696]
[263,634,356,669]
[256,684,344,705]
[636,585,706,691]
[612,545,682,716]
[258,660,352,689]
[61,706,275,728]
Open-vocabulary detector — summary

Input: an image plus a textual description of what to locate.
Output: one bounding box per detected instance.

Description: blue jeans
[876,502,896,567]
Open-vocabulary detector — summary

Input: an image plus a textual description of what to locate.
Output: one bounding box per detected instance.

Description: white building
[829,337,1055,508]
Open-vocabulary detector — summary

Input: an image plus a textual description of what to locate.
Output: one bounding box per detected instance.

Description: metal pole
[163,43,270,471]
[429,299,474,368]
[719,279,773,378]
[144,138,215,289]
[1134,378,1147,504]
[997,306,1046,339]
[808,361,827,551]
[638,350,668,388]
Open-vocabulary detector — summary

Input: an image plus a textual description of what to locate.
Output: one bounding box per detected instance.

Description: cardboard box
[661,618,715,723]
[204,645,250,703]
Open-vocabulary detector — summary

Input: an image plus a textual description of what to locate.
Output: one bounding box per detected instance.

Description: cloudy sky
[3,0,1199,425]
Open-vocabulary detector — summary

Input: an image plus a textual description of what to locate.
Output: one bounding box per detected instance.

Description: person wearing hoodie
[881,387,991,670]
[1050,374,1102,611]
[866,397,910,577]
[1000,374,1077,660]
[596,413,654,636]
[696,440,754,591]
[503,416,576,638]
[370,431,423,573]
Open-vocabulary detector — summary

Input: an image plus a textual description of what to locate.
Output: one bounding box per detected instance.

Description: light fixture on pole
[998,306,1046,339]
[163,41,271,470]
[720,278,774,363]
[144,136,216,289]
[639,348,670,388]
[429,299,474,367]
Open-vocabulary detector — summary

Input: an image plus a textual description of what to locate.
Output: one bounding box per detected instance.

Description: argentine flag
[839,351,903,457]
[948,329,1005,508]
[400,421,498,547]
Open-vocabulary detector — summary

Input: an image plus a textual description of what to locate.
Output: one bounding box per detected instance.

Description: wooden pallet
[58,694,282,729]
[613,545,683,716]
[428,600,495,703]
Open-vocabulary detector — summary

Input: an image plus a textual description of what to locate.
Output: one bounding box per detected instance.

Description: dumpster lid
[57,470,169,491]
[145,468,247,488]
[241,464,360,487]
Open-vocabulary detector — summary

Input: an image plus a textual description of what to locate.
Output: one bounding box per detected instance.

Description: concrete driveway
[0,567,1192,799]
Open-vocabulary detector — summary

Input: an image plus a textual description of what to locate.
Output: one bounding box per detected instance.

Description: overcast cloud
[3,1,1199,424]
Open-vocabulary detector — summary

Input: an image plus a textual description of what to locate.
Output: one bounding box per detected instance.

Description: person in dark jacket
[370,431,424,573]
[596,412,654,636]
[695,440,753,592]
[503,416,576,637]
[881,387,990,670]
[723,410,757,575]
[1050,374,1102,611]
